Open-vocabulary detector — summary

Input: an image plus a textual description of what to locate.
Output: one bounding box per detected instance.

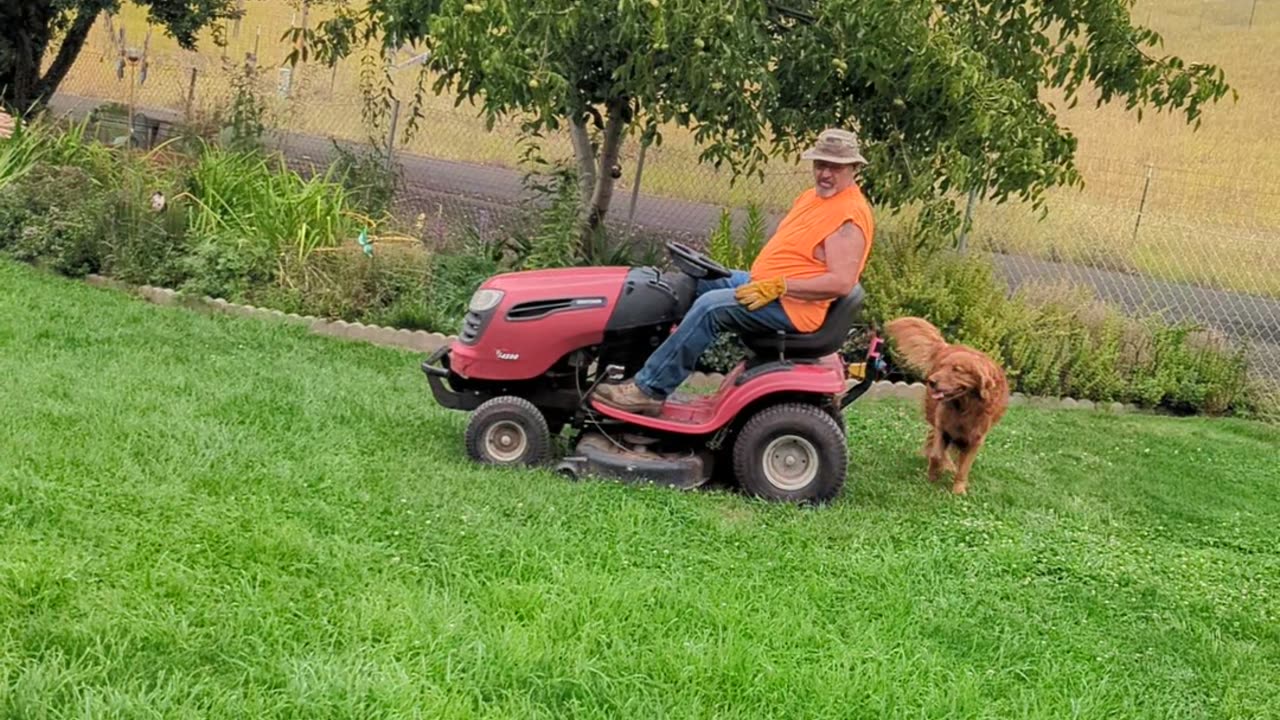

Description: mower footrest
[559,434,708,490]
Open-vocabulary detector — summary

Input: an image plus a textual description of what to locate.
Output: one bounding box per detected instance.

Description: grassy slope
[1,258,1278,719]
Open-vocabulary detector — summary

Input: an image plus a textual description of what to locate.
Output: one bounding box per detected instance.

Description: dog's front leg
[925,429,947,483]
[950,443,982,495]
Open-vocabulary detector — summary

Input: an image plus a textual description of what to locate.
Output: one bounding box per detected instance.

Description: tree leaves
[293,0,1233,237]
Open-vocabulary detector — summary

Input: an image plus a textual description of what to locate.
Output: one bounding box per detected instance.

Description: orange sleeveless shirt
[749,185,875,332]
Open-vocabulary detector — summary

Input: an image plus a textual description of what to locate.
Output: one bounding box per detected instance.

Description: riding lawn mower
[421,241,886,504]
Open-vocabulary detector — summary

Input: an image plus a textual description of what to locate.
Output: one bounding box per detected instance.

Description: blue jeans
[633,271,795,399]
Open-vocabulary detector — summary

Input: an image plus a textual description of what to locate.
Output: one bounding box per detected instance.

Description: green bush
[0,163,108,276]
[177,146,370,300]
[861,232,1253,414]
[329,140,401,218]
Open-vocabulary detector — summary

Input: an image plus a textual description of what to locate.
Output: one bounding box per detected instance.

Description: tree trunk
[33,9,99,106]
[568,114,596,209]
[9,28,42,112]
[1,3,57,112]
[585,97,629,233]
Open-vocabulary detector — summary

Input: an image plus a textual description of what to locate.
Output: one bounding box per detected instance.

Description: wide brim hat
[800,128,867,167]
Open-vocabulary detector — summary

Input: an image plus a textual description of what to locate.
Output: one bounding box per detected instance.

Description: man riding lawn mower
[422,128,886,504]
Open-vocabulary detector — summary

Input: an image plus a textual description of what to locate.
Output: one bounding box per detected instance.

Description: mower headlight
[468,288,504,313]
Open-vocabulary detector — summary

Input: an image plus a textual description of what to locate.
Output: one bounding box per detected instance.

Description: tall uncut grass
[184,147,365,266]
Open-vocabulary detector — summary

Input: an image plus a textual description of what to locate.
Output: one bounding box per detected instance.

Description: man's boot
[593,381,664,416]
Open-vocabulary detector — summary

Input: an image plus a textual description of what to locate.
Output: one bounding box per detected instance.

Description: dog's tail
[884,317,948,374]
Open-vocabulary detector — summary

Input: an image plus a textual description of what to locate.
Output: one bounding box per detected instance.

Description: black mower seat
[741,284,865,360]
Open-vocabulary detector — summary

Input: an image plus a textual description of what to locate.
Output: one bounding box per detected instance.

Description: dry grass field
[49,0,1280,296]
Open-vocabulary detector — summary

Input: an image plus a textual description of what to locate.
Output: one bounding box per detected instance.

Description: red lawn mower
[421,241,886,503]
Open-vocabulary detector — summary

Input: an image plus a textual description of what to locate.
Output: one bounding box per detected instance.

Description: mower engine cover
[448,266,694,381]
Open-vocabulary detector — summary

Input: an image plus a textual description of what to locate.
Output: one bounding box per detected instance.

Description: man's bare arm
[783,221,867,300]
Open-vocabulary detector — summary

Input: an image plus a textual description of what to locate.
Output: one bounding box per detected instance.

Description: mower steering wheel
[666,241,732,280]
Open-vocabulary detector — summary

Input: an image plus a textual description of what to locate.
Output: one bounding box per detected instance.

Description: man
[594,127,876,416]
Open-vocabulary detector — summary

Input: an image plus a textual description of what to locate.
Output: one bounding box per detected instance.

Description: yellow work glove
[734,277,787,311]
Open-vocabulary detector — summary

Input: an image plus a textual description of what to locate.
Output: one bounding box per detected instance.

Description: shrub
[0,163,108,276]
[329,140,401,218]
[862,232,1254,414]
[421,228,503,333]
[178,146,368,300]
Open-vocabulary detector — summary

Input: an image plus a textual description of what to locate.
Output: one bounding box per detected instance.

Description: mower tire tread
[732,402,847,504]
[465,396,553,467]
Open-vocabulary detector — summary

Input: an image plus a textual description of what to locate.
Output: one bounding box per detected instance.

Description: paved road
[48,93,1280,375]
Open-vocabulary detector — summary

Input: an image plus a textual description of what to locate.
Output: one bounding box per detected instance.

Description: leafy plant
[707,203,768,270]
[0,163,108,276]
[329,140,401,218]
[422,228,502,333]
[221,59,268,153]
[520,162,586,271]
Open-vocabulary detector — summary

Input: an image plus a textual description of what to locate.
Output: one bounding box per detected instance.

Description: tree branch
[33,8,99,106]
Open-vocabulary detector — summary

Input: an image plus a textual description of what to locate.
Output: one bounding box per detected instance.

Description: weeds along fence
[41,2,1280,381]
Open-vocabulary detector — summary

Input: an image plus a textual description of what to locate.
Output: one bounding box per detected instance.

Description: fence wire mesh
[40,2,1280,380]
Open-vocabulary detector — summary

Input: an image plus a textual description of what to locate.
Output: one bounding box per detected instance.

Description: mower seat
[741,284,865,360]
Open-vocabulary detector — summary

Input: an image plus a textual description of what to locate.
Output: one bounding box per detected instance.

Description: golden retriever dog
[884,317,1009,495]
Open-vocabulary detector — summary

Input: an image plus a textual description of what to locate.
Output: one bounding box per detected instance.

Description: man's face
[812,160,855,198]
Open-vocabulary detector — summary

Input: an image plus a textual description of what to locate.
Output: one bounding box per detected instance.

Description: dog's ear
[977,365,998,401]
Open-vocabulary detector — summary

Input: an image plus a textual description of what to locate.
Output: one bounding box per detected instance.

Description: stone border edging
[84,274,1141,414]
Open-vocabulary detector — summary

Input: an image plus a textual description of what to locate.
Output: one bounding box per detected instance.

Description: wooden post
[1133,163,1154,243]
[185,66,198,122]
[957,187,978,252]
[386,98,402,171]
[626,137,650,235]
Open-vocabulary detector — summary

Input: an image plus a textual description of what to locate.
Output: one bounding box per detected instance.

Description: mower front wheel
[465,396,552,467]
[732,403,847,504]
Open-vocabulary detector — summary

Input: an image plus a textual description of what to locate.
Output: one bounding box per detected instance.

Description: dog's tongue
[931,390,946,400]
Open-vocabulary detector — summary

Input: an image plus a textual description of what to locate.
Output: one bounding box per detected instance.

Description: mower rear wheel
[732,403,847,504]
[465,396,552,467]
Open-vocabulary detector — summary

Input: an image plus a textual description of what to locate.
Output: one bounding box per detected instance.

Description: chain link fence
[42,3,1280,379]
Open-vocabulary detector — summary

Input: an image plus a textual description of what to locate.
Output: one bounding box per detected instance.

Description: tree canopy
[298,0,1234,236]
[1,0,241,113]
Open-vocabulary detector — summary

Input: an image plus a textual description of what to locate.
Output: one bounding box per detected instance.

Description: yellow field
[51,0,1280,296]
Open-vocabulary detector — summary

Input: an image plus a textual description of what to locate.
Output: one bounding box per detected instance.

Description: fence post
[1133,163,1153,243]
[626,137,650,235]
[386,98,402,171]
[184,66,198,122]
[957,187,978,252]
[1250,0,1259,28]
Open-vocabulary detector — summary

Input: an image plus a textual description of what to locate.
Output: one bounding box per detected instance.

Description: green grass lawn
[2,258,1278,719]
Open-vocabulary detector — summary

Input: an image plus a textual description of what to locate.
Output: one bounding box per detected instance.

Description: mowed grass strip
[1,259,1277,719]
